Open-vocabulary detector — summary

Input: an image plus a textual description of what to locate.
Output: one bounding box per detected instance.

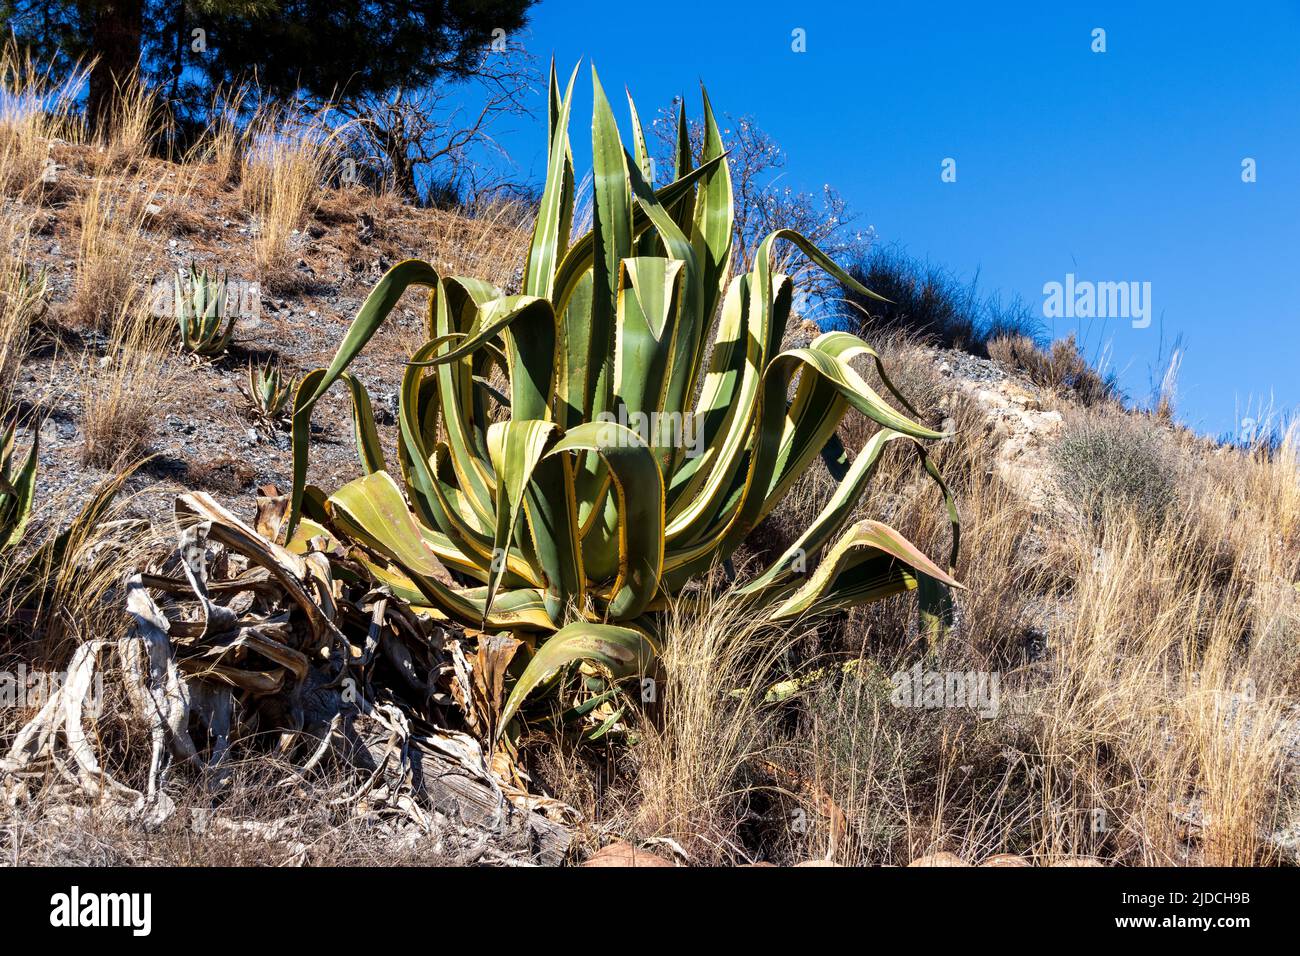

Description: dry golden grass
[78,305,176,470]
[604,343,1299,866]
[0,218,47,410]
[1025,503,1289,866]
[95,69,168,173]
[69,175,164,329]
[0,465,156,665]
[423,196,533,288]
[185,89,248,188]
[241,107,342,291]
[988,332,1115,407]
[0,43,87,202]
[628,569,810,864]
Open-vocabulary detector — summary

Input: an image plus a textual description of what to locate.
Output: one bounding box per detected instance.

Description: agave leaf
[524,61,580,299]
[612,256,685,441]
[498,622,657,737]
[739,427,916,598]
[287,259,440,534]
[549,421,664,620]
[588,66,633,424]
[0,426,38,550]
[327,470,554,630]
[298,258,440,413]
[340,372,386,475]
[667,96,695,230]
[485,420,580,626]
[551,152,727,326]
[768,520,963,622]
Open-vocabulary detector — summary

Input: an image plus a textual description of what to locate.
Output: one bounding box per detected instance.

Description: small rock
[582,842,674,867]
[1050,856,1104,867]
[980,853,1031,867]
[907,852,970,867]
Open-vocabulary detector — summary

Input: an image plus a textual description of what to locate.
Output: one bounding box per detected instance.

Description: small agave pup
[244,359,292,422]
[287,64,962,734]
[175,264,236,356]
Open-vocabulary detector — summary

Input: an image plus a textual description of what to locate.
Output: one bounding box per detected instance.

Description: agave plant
[0,420,37,552]
[175,264,235,356]
[288,65,961,733]
[244,358,292,422]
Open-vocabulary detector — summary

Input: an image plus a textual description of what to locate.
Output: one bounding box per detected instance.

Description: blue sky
[487,1,1300,437]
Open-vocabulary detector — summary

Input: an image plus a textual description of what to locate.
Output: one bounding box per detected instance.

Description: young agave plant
[0,420,38,552]
[245,359,292,421]
[288,64,962,732]
[175,264,236,356]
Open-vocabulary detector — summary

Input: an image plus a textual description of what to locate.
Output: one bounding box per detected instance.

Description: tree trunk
[382,126,419,202]
[84,0,146,132]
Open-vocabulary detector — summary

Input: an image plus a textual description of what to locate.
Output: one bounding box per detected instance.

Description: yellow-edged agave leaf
[283,66,964,728]
[589,66,633,425]
[524,61,579,299]
[485,420,581,625]
[498,622,657,737]
[398,336,496,541]
[550,421,664,620]
[327,471,554,630]
[341,372,386,475]
[289,258,440,534]
[327,470,489,624]
[0,423,38,550]
[738,427,916,598]
[769,519,964,622]
[550,151,727,325]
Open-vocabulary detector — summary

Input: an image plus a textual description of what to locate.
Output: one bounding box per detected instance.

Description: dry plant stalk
[96,68,168,173]
[186,88,251,188]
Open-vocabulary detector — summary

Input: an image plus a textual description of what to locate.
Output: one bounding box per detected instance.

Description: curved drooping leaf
[767,519,963,622]
[549,421,664,620]
[288,259,440,535]
[498,622,658,738]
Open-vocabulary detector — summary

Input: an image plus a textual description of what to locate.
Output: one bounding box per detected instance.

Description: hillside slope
[2,140,1298,867]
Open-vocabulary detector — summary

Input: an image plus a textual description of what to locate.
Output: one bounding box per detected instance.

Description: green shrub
[1052,414,1178,526]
